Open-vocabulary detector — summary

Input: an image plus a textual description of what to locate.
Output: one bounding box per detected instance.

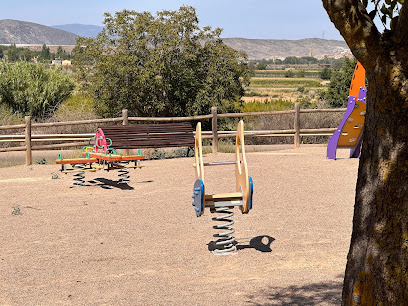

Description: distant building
[52,59,62,65]
[62,60,72,66]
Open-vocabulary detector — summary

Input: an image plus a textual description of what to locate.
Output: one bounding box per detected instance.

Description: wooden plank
[98,123,195,149]
[204,192,243,201]
[25,116,32,166]
[56,158,98,164]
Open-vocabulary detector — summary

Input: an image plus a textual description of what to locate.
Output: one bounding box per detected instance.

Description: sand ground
[0,145,359,305]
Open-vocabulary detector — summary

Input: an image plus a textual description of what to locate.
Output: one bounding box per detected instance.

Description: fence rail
[0,104,346,165]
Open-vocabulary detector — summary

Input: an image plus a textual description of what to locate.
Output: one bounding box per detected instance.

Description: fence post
[294,102,300,148]
[122,109,129,155]
[211,107,218,153]
[25,116,32,166]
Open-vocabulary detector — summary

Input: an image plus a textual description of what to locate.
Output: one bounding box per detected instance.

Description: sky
[0,0,345,40]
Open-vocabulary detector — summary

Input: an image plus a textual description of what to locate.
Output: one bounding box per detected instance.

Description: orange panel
[349,62,365,98]
[337,101,366,147]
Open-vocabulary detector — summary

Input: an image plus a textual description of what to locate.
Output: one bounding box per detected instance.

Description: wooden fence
[0,103,346,165]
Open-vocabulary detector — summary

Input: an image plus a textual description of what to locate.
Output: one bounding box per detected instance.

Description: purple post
[326,86,367,160]
[326,95,357,159]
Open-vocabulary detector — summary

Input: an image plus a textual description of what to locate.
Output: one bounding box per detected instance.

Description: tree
[56,45,65,59]
[6,44,19,62]
[39,44,51,61]
[0,62,74,120]
[322,0,408,304]
[319,67,332,80]
[318,57,357,107]
[75,6,251,118]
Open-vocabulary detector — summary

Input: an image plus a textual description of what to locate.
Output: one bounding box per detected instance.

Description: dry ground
[0,145,359,305]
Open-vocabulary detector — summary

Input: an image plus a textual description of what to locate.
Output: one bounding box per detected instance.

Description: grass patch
[249,78,323,88]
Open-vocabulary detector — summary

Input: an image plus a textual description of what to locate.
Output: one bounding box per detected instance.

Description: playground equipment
[56,123,194,186]
[327,61,367,160]
[192,120,254,255]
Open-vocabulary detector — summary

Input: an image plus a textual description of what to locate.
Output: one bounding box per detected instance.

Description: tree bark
[322,1,408,304]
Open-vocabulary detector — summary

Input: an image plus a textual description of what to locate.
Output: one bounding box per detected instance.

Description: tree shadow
[237,235,275,252]
[246,277,343,305]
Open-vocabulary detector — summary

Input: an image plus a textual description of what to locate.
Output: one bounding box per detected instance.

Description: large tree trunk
[321,1,408,304]
[342,61,408,304]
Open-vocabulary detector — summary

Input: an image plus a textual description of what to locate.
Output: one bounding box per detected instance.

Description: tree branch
[322,0,381,70]
[394,3,408,49]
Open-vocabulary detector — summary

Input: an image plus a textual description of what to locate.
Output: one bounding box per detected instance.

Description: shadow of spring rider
[192,120,254,255]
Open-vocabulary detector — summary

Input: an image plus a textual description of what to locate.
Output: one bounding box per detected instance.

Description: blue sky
[1,0,345,40]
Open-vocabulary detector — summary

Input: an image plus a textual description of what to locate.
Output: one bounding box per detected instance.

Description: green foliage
[318,57,358,108]
[40,44,51,60]
[297,69,305,78]
[11,206,22,216]
[75,6,251,118]
[320,67,332,80]
[256,62,267,70]
[241,99,293,112]
[364,0,403,30]
[0,62,75,120]
[0,104,24,125]
[284,70,294,78]
[250,77,323,88]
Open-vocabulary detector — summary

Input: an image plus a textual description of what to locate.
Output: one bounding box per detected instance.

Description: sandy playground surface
[0,145,359,305]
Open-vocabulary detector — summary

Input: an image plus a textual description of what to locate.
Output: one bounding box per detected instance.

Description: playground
[0,145,358,305]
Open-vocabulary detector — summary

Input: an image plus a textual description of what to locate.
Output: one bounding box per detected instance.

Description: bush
[0,62,75,120]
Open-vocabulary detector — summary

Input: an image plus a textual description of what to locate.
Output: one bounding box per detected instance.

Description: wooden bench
[97,122,195,150]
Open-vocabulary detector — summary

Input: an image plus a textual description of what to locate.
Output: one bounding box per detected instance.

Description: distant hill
[51,24,104,38]
[0,20,350,60]
[222,38,350,60]
[0,19,78,45]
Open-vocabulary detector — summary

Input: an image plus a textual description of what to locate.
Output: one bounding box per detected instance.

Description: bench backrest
[99,123,195,149]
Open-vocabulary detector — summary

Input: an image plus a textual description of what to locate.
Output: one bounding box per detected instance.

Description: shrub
[0,62,75,120]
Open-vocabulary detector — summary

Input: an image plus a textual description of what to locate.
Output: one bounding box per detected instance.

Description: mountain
[222,38,350,60]
[0,20,350,60]
[0,19,78,45]
[51,24,103,38]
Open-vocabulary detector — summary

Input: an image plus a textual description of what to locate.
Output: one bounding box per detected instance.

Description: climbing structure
[192,120,254,255]
[327,61,367,160]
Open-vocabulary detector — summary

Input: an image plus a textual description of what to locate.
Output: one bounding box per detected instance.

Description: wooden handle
[194,122,205,183]
[235,120,250,213]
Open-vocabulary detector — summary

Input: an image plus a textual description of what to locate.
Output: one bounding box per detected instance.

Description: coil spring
[212,206,236,255]
[72,163,85,187]
[118,161,130,184]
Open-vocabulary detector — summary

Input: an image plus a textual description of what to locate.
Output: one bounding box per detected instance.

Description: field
[0,145,358,305]
[244,70,327,105]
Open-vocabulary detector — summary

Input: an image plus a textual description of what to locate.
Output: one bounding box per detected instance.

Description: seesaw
[192,120,254,255]
[56,123,195,187]
[327,61,367,160]
[56,131,144,187]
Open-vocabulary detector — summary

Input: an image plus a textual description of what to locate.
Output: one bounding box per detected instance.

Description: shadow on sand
[237,235,275,252]
[88,178,134,190]
[246,277,343,305]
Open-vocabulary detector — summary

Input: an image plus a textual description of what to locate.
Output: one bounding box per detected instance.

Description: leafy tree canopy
[75,6,251,118]
[318,57,357,107]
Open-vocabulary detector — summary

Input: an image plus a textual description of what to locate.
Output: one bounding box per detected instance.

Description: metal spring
[212,206,236,255]
[118,161,130,184]
[72,163,85,187]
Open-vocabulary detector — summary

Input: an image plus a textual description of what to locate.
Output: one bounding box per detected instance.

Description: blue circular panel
[192,179,204,217]
[248,177,254,211]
